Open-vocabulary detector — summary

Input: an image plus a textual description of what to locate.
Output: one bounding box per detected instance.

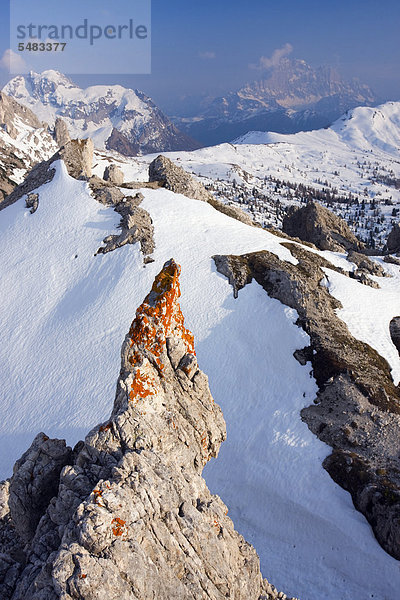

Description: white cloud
[198,51,216,60]
[250,43,293,71]
[0,49,28,73]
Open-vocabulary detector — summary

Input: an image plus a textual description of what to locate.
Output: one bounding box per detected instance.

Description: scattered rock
[25,192,39,214]
[103,163,124,185]
[88,174,125,205]
[1,138,94,212]
[282,201,363,252]
[384,255,400,266]
[347,250,386,277]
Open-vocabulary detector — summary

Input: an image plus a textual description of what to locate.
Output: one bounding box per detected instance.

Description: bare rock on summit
[283,201,363,252]
[0,260,288,600]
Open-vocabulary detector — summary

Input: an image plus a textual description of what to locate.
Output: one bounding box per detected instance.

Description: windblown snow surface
[1,162,400,599]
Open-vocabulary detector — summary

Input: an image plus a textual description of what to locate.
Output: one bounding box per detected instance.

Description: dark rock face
[105,127,140,156]
[282,201,363,252]
[149,155,256,227]
[213,244,400,560]
[0,261,292,600]
[386,224,400,255]
[390,317,400,357]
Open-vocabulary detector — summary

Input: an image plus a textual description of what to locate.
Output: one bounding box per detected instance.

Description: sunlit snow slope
[1,162,400,600]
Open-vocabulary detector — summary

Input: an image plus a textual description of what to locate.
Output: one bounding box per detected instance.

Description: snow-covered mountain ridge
[1,146,400,598]
[3,70,198,156]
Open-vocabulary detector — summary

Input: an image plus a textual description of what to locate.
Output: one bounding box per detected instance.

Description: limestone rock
[149,155,214,202]
[347,250,386,277]
[282,201,363,252]
[103,164,124,185]
[96,192,155,260]
[59,138,94,179]
[8,432,73,543]
[0,260,288,599]
[386,224,400,255]
[54,118,71,147]
[88,175,125,205]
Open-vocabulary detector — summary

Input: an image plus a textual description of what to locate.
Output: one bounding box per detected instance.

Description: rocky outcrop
[88,175,125,206]
[213,244,400,559]
[96,192,155,261]
[103,164,124,186]
[347,250,385,277]
[59,139,94,179]
[54,118,71,147]
[385,224,400,255]
[149,155,214,203]
[149,155,256,227]
[282,201,363,252]
[0,260,292,600]
[1,139,94,212]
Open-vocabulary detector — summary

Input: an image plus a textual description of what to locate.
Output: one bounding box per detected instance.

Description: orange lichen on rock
[128,259,196,359]
[111,517,126,537]
[127,260,196,405]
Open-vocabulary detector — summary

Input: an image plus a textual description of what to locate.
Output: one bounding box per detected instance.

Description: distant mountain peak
[3,71,199,155]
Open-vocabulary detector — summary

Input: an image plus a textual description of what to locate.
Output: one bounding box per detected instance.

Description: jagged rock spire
[0,260,290,600]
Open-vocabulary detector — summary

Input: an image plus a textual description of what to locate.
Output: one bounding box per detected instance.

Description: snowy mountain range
[174,58,377,145]
[3,70,198,155]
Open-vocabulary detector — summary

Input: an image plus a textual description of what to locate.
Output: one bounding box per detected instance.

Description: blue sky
[0,0,399,110]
